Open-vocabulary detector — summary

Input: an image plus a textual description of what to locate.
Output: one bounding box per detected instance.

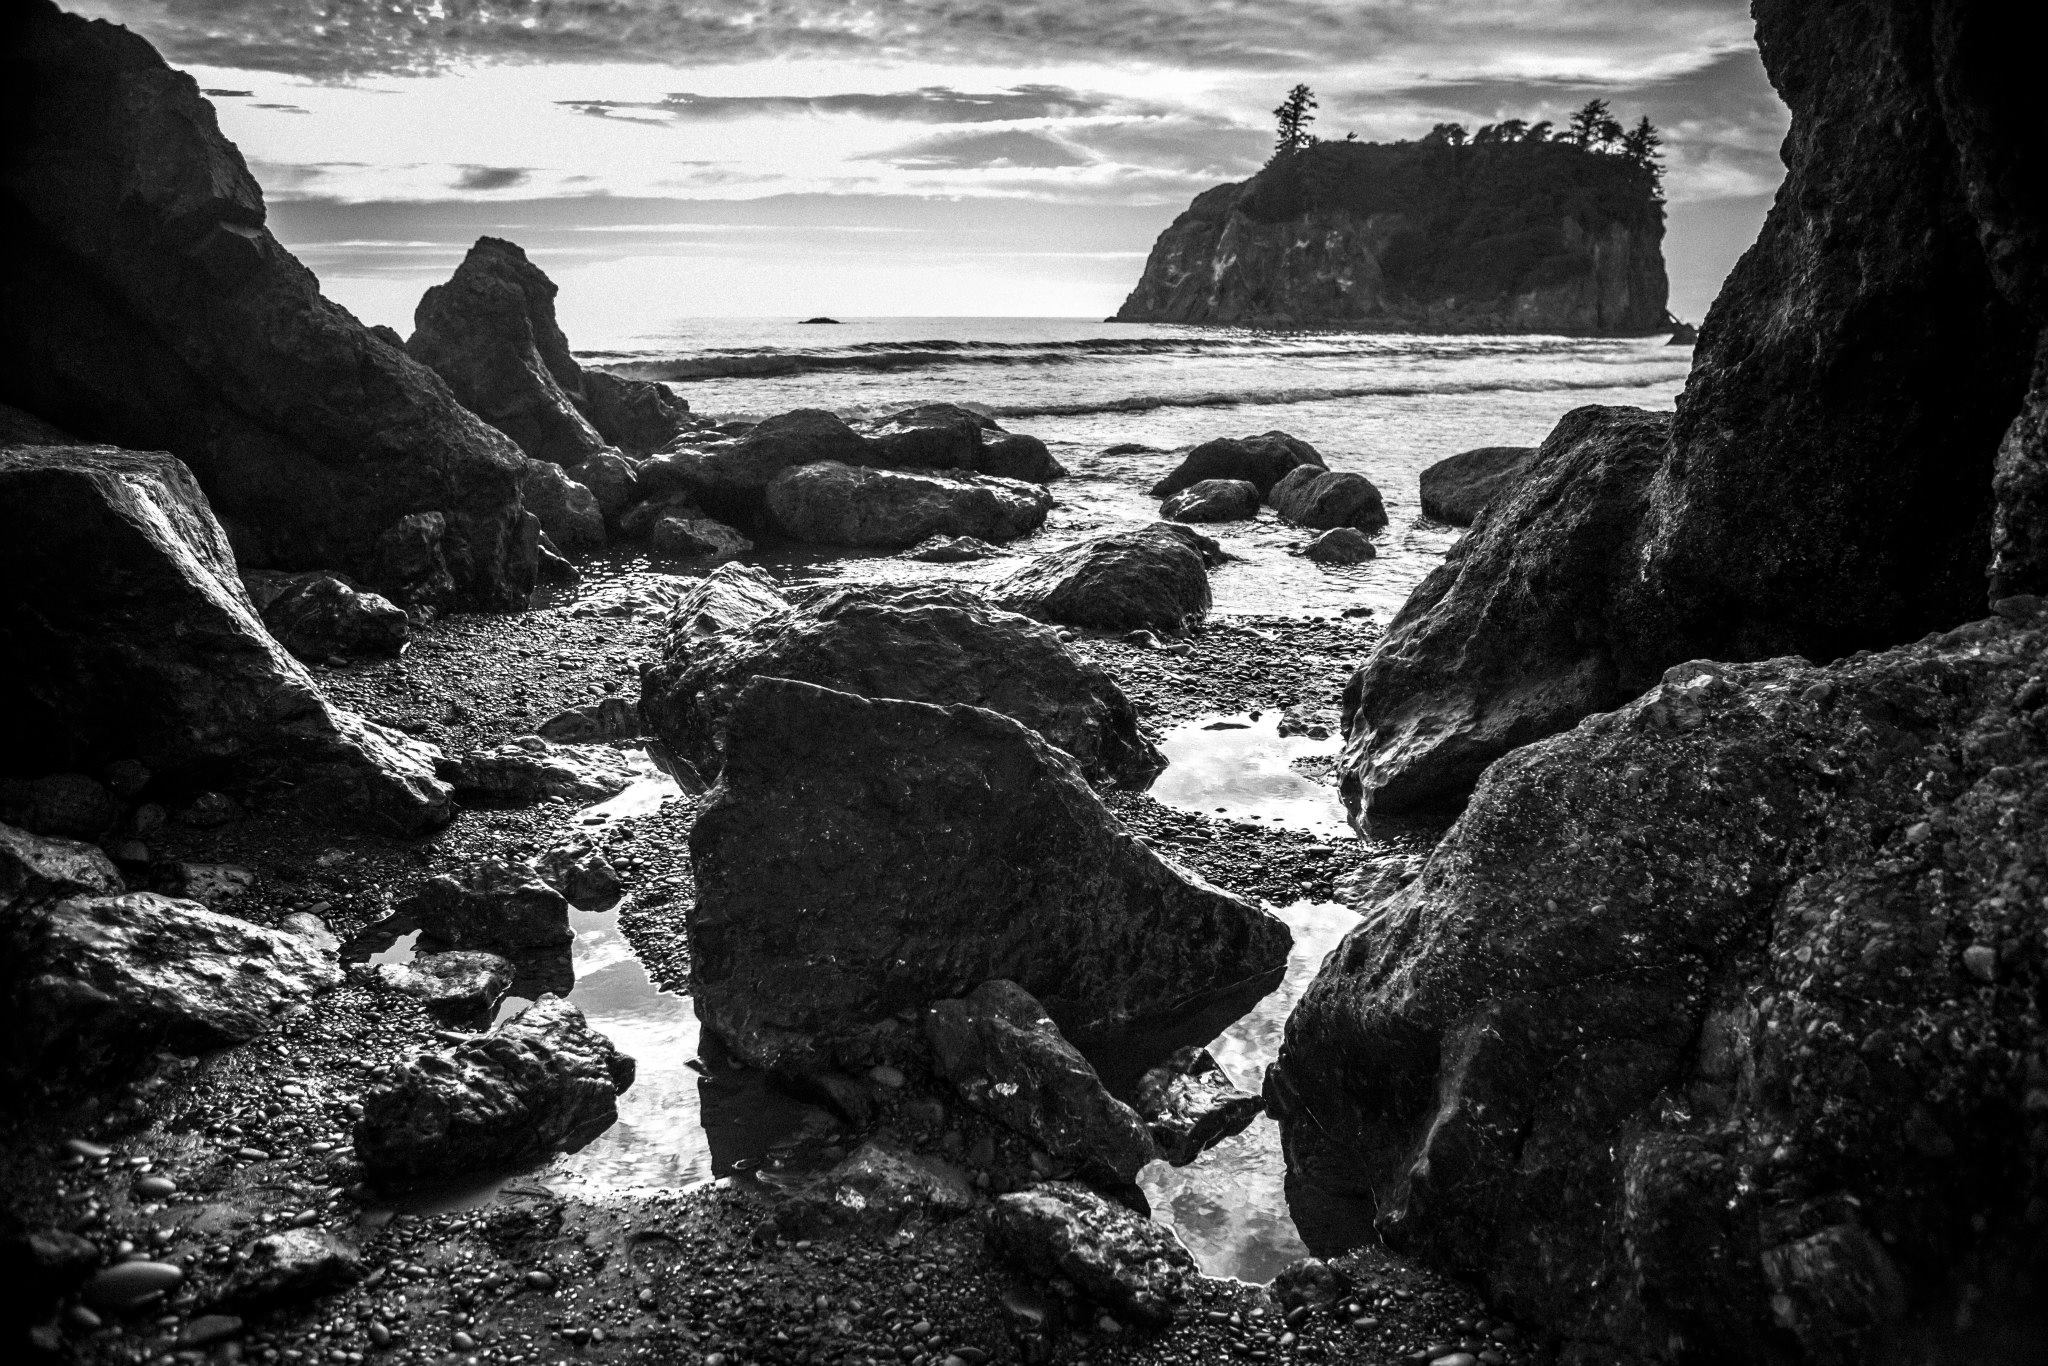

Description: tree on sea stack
[1569,97,1625,149]
[1273,84,1317,155]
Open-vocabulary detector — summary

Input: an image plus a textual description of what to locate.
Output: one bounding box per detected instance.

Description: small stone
[525,1269,556,1290]
[135,1175,177,1199]
[178,1315,243,1348]
[367,1321,392,1347]
[451,1330,477,1350]
[1430,1355,1479,1366]
[66,1303,103,1330]
[82,1259,183,1313]
[1962,944,1997,981]
[236,1148,270,1161]
[869,1065,906,1088]
[66,1138,112,1160]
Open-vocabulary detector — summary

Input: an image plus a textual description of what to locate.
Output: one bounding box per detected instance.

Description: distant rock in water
[1417,445,1536,526]
[799,317,842,324]
[0,0,534,611]
[1117,137,1668,334]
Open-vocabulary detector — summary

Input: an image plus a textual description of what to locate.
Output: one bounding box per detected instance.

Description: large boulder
[580,369,692,459]
[0,447,452,833]
[688,678,1291,1072]
[639,583,1164,787]
[352,995,635,1181]
[0,822,123,908]
[1160,478,1260,523]
[0,3,534,610]
[1418,445,1536,526]
[993,524,1216,635]
[1338,0,2048,818]
[517,459,606,553]
[923,980,1157,1186]
[1150,432,1324,498]
[765,462,1052,549]
[867,405,1067,483]
[5,891,341,1079]
[1273,602,2048,1362]
[1340,407,1668,817]
[1267,465,1388,533]
[648,514,751,563]
[682,409,872,521]
[242,570,410,661]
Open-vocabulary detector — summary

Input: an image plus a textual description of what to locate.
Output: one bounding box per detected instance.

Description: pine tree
[1570,99,1618,147]
[1273,84,1318,155]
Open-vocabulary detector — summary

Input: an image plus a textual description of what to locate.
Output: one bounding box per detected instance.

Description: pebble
[525,1270,556,1290]
[236,1147,271,1161]
[82,1259,184,1313]
[179,1315,244,1348]
[135,1175,178,1199]
[1431,1355,1478,1366]
[451,1331,477,1350]
[367,1322,392,1347]
[66,1138,112,1160]
[1963,944,1997,981]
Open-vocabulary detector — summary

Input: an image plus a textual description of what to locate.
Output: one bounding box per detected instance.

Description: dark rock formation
[1117,136,1667,334]
[5,890,340,1079]
[517,460,606,553]
[993,524,1215,635]
[1,822,123,907]
[407,237,691,463]
[1161,479,1260,523]
[1134,1046,1263,1165]
[1417,445,1535,526]
[765,462,1052,549]
[394,860,572,958]
[1342,0,2048,818]
[640,583,1164,788]
[661,563,789,641]
[676,409,871,521]
[242,571,409,661]
[353,995,635,1181]
[1150,432,1324,499]
[990,1182,1196,1327]
[1267,466,1387,533]
[648,514,751,563]
[530,837,622,912]
[1303,528,1376,565]
[898,534,1007,563]
[0,3,535,609]
[216,1230,362,1309]
[371,951,514,1028]
[869,405,1067,483]
[1273,603,2048,1362]
[564,451,640,523]
[1340,407,1667,817]
[923,980,1157,1186]
[0,446,452,833]
[688,678,1290,1073]
[436,738,639,805]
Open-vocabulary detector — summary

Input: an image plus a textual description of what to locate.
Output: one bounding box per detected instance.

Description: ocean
[581,317,1694,622]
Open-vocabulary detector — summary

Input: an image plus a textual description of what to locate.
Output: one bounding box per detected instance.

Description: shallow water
[1149,712,1350,838]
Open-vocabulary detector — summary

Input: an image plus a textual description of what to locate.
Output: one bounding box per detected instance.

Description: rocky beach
[5,0,2047,1364]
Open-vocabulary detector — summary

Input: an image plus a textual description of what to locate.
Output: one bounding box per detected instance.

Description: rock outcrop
[353,995,635,1181]
[1341,0,2048,818]
[994,524,1218,635]
[1418,445,1535,526]
[1118,137,1668,334]
[407,237,691,463]
[688,678,1291,1073]
[640,583,1164,788]
[764,462,1052,550]
[0,447,452,834]
[0,2,534,609]
[1274,603,2048,1361]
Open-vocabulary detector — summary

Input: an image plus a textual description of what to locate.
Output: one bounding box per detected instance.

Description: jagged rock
[1418,445,1535,526]
[0,821,123,908]
[535,534,579,585]
[242,571,409,661]
[0,773,120,841]
[216,1230,361,1309]
[579,370,691,459]
[1340,407,1668,818]
[1267,466,1387,533]
[395,860,572,956]
[436,737,638,805]
[663,563,789,640]
[1150,432,1324,498]
[796,1135,976,1226]
[570,579,682,622]
[1303,527,1376,565]
[373,951,514,1027]
[564,451,641,522]
[1274,604,2048,1361]
[649,514,751,562]
[531,837,622,912]
[1134,1046,1262,1165]
[898,535,1006,563]
[518,460,605,553]
[765,462,1052,549]
[688,678,1290,1072]
[4,891,341,1078]
[990,1182,1196,1327]
[353,995,635,1180]
[1160,478,1260,523]
[0,4,533,608]
[536,696,642,745]
[993,524,1214,634]
[924,980,1157,1186]
[0,447,452,834]
[640,583,1164,787]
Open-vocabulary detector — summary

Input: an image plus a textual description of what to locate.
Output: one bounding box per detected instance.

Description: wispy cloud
[864,129,1093,170]
[561,84,1135,125]
[452,165,531,191]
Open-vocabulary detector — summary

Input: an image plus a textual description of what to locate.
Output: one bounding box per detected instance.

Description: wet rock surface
[518,459,607,554]
[1161,478,1261,523]
[436,738,639,806]
[990,1181,1195,1327]
[0,447,452,835]
[1417,445,1534,526]
[765,462,1053,549]
[689,677,1292,1072]
[1277,605,2048,1361]
[241,571,410,662]
[1150,432,1325,499]
[371,951,515,1028]
[993,523,1216,635]
[1303,526,1377,565]
[0,2,534,609]
[353,995,635,1181]
[641,582,1164,788]
[1267,466,1389,534]
[1134,1046,1263,1166]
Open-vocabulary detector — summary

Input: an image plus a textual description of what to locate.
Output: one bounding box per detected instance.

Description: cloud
[202,88,253,97]
[452,165,532,191]
[251,101,310,113]
[865,129,1093,170]
[562,84,1131,125]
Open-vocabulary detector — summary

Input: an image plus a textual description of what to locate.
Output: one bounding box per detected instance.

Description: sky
[70,1,1791,341]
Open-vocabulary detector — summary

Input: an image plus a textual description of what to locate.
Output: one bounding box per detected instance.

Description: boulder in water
[1417,445,1535,526]
[870,404,1067,483]
[688,677,1289,1072]
[242,570,410,661]
[1303,527,1376,565]
[0,446,451,834]
[993,524,1214,635]
[1150,432,1324,498]
[352,995,635,1181]
[897,534,1007,563]
[1160,478,1260,523]
[640,583,1164,787]
[0,5,534,609]
[1267,465,1387,533]
[765,461,1051,549]
[1134,1046,1263,1165]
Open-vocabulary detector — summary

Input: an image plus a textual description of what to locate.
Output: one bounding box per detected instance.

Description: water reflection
[1148,713,1351,838]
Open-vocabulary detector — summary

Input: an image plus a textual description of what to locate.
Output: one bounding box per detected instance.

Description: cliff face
[1117,140,1669,334]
